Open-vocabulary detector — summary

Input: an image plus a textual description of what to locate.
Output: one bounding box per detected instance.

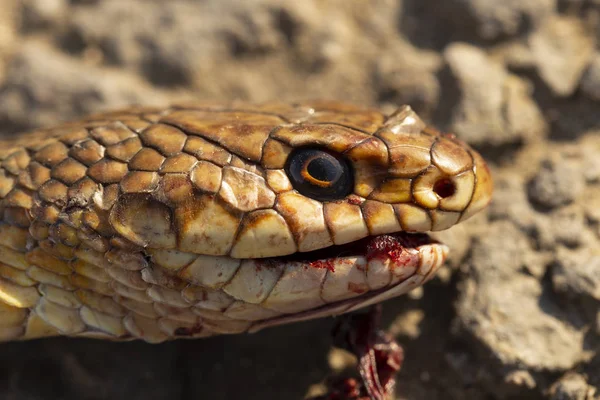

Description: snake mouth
[275,232,437,264]
[248,232,448,333]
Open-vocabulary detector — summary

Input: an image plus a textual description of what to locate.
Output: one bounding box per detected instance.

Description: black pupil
[307,157,338,182]
[285,147,353,201]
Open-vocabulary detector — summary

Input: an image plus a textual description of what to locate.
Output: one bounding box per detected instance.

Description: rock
[549,373,597,400]
[387,309,425,339]
[581,53,600,101]
[536,206,589,249]
[20,0,67,31]
[450,0,556,39]
[0,41,168,134]
[374,45,442,116]
[0,0,18,83]
[529,16,595,97]
[492,41,537,70]
[431,220,476,271]
[552,247,600,302]
[456,221,588,372]
[582,187,600,239]
[528,156,584,209]
[503,74,548,143]
[488,172,539,231]
[444,43,545,146]
[504,370,537,390]
[327,348,357,372]
[579,134,600,183]
[66,1,214,87]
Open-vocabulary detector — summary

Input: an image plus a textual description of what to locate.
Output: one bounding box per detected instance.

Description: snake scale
[0,101,492,344]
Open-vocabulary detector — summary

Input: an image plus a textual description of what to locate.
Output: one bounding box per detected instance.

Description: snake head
[102,102,493,338]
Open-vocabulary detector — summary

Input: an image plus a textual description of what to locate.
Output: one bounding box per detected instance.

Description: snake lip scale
[249,232,448,333]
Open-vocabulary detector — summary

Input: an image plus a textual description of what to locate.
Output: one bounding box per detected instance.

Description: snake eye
[285,148,353,201]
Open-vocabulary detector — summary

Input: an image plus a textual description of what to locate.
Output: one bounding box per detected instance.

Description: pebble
[528,157,584,209]
[529,16,595,97]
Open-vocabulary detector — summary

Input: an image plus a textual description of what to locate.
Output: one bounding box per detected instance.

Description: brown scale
[0,101,492,343]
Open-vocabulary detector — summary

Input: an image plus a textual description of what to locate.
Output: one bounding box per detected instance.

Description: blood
[309,259,336,272]
[346,196,363,205]
[307,305,403,400]
[365,235,405,262]
[365,235,426,270]
[263,232,434,267]
[443,132,457,140]
[321,378,362,400]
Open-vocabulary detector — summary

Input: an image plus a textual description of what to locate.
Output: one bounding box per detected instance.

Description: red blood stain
[328,378,362,400]
[309,259,336,272]
[346,195,363,205]
[366,235,418,268]
[366,235,404,261]
[443,132,457,140]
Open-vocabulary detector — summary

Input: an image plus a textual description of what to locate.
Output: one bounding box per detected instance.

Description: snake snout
[458,149,493,223]
[362,106,493,233]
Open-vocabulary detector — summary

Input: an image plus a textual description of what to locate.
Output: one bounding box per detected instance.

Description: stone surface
[528,155,584,209]
[529,16,595,97]
[444,43,546,147]
[581,53,600,101]
[457,221,588,371]
[0,1,599,400]
[0,41,167,133]
[454,0,557,39]
[552,248,600,302]
[549,373,597,400]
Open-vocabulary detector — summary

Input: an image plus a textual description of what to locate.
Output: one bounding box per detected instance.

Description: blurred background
[0,0,599,399]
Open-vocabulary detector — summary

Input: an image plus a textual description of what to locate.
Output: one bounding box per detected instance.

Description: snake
[0,101,492,343]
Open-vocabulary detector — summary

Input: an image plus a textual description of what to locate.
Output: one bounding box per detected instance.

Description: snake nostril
[433,178,456,198]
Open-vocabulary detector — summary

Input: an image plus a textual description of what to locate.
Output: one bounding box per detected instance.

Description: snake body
[0,101,492,343]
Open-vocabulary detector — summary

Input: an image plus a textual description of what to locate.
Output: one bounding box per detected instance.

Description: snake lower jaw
[248,233,448,333]
[344,240,448,312]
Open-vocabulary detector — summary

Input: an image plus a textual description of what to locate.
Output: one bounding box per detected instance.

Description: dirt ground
[0,0,599,399]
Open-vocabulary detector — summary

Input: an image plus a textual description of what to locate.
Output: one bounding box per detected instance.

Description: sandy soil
[0,0,599,399]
